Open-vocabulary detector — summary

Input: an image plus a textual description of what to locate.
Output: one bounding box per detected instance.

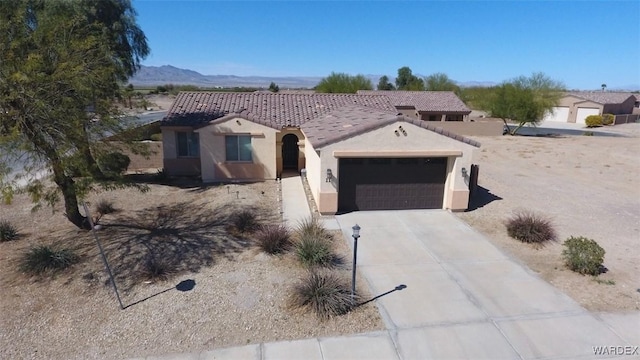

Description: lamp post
[351,224,361,302]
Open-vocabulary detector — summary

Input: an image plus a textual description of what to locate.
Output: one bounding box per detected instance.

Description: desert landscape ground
[0,181,382,359]
[457,124,640,311]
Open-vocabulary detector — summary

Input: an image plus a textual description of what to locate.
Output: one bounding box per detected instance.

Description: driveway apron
[335,210,632,359]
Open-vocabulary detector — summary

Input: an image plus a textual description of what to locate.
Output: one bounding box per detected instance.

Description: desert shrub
[255,224,291,254]
[232,209,259,234]
[295,234,336,268]
[582,131,594,136]
[95,199,116,215]
[505,211,557,244]
[562,236,605,275]
[0,220,19,242]
[98,152,130,177]
[290,270,357,319]
[295,217,332,242]
[585,115,603,128]
[20,246,79,274]
[138,256,176,282]
[602,113,614,126]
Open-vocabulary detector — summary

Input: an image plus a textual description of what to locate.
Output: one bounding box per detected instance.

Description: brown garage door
[338,157,447,212]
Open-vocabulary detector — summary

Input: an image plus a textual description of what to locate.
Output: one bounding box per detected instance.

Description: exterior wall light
[461,167,468,177]
[326,169,333,182]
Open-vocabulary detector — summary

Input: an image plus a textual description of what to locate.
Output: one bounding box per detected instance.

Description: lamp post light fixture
[351,224,361,302]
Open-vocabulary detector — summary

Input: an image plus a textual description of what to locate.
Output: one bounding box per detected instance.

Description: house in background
[356,90,471,121]
[543,92,637,124]
[160,91,480,214]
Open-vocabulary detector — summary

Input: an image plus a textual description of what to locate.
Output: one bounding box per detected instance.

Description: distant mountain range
[129,65,498,89]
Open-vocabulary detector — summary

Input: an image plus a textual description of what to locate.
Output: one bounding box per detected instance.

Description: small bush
[149,133,162,141]
[98,152,131,177]
[232,210,259,234]
[95,199,116,215]
[602,113,614,126]
[295,217,332,242]
[562,236,605,275]
[0,220,19,242]
[255,224,291,254]
[138,256,176,282]
[582,131,594,136]
[505,211,557,244]
[20,246,79,274]
[295,234,336,268]
[585,115,603,128]
[290,270,357,319]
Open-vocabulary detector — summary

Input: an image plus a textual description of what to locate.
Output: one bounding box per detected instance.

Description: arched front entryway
[282,134,299,170]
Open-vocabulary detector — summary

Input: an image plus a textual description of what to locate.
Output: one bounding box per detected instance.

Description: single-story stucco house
[160,91,480,214]
[543,92,638,124]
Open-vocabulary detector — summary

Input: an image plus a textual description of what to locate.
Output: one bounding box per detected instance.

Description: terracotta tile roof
[567,92,635,105]
[302,105,480,149]
[163,92,396,128]
[357,90,471,113]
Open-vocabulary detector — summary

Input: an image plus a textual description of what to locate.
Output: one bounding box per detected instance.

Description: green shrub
[295,234,336,268]
[289,270,357,319]
[585,115,603,128]
[562,236,605,275]
[138,256,176,282]
[506,211,557,244]
[232,209,259,234]
[95,199,116,215]
[98,152,130,177]
[149,133,162,141]
[602,113,614,126]
[255,224,291,254]
[0,220,19,242]
[20,246,79,274]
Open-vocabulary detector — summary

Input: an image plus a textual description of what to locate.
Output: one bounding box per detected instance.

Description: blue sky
[134,1,640,90]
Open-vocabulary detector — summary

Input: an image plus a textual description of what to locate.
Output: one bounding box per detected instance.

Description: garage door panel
[338,157,447,212]
[576,107,600,125]
[543,106,570,122]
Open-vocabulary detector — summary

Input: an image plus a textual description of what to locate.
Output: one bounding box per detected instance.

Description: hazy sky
[134,0,640,90]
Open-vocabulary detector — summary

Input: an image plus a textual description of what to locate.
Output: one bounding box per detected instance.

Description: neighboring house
[357,90,471,121]
[161,91,479,214]
[543,92,637,124]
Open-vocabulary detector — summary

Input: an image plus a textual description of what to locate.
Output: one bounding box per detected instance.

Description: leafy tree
[395,66,425,91]
[424,72,460,94]
[0,0,150,229]
[268,82,280,93]
[485,73,564,135]
[315,72,373,93]
[377,75,395,90]
[601,83,606,92]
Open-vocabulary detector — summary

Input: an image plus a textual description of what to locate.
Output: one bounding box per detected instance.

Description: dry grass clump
[505,210,557,245]
[289,270,358,319]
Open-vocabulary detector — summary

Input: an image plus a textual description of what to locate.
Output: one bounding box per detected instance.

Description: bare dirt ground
[0,180,382,359]
[457,124,640,312]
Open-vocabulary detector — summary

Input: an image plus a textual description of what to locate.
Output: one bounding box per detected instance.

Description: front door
[282,134,299,170]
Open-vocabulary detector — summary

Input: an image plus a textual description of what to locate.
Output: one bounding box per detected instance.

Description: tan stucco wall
[304,140,327,213]
[196,117,277,182]
[432,121,504,136]
[314,121,476,213]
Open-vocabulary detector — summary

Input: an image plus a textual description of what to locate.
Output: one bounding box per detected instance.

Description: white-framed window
[176,131,199,157]
[225,135,252,162]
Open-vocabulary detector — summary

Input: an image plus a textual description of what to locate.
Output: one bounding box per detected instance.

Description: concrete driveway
[335,210,636,359]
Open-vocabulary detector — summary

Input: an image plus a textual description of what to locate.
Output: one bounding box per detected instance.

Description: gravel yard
[0,180,382,359]
[456,124,640,311]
